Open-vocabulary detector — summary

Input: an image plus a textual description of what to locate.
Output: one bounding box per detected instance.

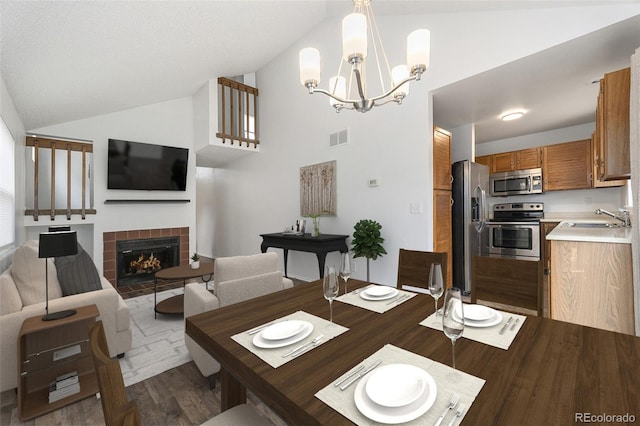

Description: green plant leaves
[351,219,387,260]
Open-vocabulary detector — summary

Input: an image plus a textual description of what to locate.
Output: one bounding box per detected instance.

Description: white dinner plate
[355,364,437,424]
[260,320,308,341]
[364,285,395,297]
[453,307,503,328]
[252,322,313,348]
[365,364,427,407]
[461,304,495,321]
[360,287,399,301]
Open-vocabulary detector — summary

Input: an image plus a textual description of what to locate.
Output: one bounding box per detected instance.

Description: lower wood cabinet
[433,189,452,287]
[18,304,99,421]
[472,256,541,314]
[550,240,634,335]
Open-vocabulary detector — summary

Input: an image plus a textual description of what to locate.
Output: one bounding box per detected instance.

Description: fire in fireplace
[116,236,179,287]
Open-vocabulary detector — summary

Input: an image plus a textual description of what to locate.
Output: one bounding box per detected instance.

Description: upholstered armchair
[184,252,293,386]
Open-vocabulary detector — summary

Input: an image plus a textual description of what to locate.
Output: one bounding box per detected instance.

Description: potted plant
[351,219,387,282]
[190,253,201,269]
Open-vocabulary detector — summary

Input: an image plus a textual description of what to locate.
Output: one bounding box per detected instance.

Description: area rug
[119,289,192,387]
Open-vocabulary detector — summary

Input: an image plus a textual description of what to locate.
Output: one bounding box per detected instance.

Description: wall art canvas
[300,160,336,216]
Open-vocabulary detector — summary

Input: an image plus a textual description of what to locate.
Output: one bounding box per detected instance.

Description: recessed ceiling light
[501,111,525,121]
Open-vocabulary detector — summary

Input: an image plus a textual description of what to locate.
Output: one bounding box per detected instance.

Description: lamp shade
[342,12,367,62]
[392,65,410,98]
[39,231,78,258]
[407,29,430,71]
[299,48,321,86]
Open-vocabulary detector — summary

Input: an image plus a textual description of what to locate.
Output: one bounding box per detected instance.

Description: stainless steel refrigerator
[451,160,489,295]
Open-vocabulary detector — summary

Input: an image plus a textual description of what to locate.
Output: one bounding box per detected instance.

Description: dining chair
[184,252,293,387]
[90,321,270,425]
[396,248,448,292]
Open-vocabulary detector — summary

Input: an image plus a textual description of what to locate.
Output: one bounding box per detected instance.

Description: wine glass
[442,288,464,370]
[339,252,352,294]
[428,263,444,316]
[323,266,339,322]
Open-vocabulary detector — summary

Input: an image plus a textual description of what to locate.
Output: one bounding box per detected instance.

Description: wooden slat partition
[216,77,260,147]
[26,136,95,221]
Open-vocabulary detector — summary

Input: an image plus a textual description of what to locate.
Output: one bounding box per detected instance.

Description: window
[0,116,15,250]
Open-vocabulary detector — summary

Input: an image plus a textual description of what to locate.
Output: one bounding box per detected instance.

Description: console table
[260,233,349,279]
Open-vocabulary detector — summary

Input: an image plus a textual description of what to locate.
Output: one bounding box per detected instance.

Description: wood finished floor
[1,361,286,426]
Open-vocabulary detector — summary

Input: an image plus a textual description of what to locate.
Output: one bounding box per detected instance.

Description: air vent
[329,129,349,147]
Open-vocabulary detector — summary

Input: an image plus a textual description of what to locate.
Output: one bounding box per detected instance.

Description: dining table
[185,279,640,425]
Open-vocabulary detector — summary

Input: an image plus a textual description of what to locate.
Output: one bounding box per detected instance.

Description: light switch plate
[410,202,422,214]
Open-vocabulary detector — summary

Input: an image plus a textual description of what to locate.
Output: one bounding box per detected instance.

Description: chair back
[396,249,448,291]
[89,321,141,426]
[214,252,279,282]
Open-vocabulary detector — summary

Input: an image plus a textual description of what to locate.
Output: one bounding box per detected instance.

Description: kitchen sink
[561,222,620,228]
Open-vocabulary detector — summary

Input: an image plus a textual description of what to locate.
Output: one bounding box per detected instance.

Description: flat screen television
[107,139,188,191]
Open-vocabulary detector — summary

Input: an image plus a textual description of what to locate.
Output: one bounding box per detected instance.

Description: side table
[154,262,214,318]
[18,304,99,421]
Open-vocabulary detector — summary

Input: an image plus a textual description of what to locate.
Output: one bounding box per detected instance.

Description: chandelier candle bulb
[299,48,321,86]
[407,29,430,73]
[342,13,367,62]
[392,65,410,98]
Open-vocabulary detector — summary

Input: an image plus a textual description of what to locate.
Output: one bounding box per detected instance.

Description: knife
[510,318,520,330]
[333,364,365,387]
[282,335,324,357]
[339,360,382,391]
[386,293,409,305]
[500,317,513,334]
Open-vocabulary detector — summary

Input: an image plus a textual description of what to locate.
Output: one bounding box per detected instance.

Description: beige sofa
[184,252,293,385]
[0,240,132,393]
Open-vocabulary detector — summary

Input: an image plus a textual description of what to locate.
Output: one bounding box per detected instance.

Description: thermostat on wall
[368,178,380,187]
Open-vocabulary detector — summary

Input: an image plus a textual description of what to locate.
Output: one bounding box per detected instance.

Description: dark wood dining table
[185,279,640,425]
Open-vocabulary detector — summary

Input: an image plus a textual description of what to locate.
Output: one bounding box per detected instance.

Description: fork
[434,394,459,426]
[447,403,465,426]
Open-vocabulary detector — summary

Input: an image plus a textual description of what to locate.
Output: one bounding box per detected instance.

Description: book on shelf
[48,371,80,403]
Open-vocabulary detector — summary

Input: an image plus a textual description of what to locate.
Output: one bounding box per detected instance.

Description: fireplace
[103,227,189,288]
[116,237,179,287]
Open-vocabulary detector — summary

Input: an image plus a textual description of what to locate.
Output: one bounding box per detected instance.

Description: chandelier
[299,0,430,113]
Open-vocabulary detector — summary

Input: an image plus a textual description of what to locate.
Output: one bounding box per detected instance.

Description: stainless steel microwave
[489,168,543,197]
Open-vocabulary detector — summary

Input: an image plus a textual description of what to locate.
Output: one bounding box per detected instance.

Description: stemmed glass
[428,263,444,316]
[339,252,352,294]
[442,287,464,370]
[323,266,339,322]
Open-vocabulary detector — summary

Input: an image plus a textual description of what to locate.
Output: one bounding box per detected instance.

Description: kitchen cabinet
[542,139,591,191]
[540,222,559,318]
[596,67,630,181]
[433,127,452,190]
[433,189,452,287]
[478,147,541,173]
[475,155,493,171]
[551,240,634,335]
[433,126,452,287]
[472,256,541,315]
[591,131,626,188]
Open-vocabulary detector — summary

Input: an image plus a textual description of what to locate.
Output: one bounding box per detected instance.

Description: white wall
[29,97,196,275]
[195,166,216,258]
[211,5,639,285]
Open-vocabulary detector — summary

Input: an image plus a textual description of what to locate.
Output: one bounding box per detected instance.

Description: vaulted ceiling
[1,1,638,144]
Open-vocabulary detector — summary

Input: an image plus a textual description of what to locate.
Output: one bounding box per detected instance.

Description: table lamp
[38,230,78,321]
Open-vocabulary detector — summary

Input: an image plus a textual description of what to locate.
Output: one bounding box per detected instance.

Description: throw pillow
[55,243,103,296]
[11,240,63,305]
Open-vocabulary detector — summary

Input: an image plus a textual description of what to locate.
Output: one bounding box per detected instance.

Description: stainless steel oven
[487,203,543,261]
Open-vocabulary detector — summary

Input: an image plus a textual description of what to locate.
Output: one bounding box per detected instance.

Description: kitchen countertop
[546,218,632,244]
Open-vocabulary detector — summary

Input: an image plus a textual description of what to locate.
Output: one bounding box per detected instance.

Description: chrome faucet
[595,208,631,227]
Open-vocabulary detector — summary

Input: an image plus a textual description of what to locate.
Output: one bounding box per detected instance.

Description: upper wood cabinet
[433,127,452,190]
[542,139,591,191]
[481,147,542,173]
[591,130,626,188]
[596,67,630,181]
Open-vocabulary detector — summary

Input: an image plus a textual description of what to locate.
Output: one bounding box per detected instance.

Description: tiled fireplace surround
[103,227,190,290]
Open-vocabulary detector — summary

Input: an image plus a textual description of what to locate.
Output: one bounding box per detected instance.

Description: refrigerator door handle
[473,185,486,233]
